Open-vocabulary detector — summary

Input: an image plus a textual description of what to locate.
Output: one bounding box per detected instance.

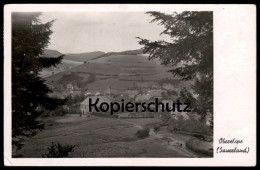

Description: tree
[12,12,65,150]
[138,11,213,123]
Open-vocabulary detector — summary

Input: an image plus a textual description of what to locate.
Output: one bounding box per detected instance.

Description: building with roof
[114,94,131,102]
[84,91,93,97]
[135,94,152,102]
[126,90,138,99]
[71,90,82,98]
[80,95,111,114]
[62,89,73,98]
[162,83,175,90]
[67,84,73,90]
[148,90,163,99]
[173,104,191,120]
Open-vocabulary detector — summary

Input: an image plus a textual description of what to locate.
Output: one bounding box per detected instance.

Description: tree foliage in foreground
[138,11,213,123]
[42,142,76,158]
[12,12,65,150]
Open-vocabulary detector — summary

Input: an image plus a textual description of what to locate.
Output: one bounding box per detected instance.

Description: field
[16,115,207,158]
[64,51,105,62]
[44,54,182,92]
[40,59,83,78]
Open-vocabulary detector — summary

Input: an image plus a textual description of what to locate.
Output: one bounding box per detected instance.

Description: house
[173,105,191,120]
[205,110,213,126]
[62,89,73,98]
[161,100,173,106]
[95,92,101,96]
[162,83,175,90]
[63,105,70,112]
[175,112,190,120]
[126,90,138,99]
[72,83,80,91]
[152,84,160,89]
[84,92,93,97]
[71,90,82,98]
[67,84,73,90]
[114,94,131,102]
[104,86,112,96]
[148,90,163,99]
[135,94,152,102]
[80,95,111,114]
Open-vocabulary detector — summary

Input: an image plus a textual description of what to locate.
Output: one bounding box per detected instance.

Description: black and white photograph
[4,4,256,166]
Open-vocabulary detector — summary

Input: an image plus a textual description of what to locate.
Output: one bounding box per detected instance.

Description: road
[118,117,199,158]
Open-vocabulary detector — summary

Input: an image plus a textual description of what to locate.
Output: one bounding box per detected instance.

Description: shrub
[52,106,68,116]
[136,128,150,139]
[77,81,87,88]
[167,117,212,136]
[153,125,160,132]
[186,138,213,156]
[42,142,76,158]
[161,112,171,123]
[69,105,81,114]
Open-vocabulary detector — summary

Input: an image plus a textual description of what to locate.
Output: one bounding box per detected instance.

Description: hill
[44,53,188,94]
[64,51,105,62]
[43,49,63,58]
[91,49,143,60]
[40,49,83,78]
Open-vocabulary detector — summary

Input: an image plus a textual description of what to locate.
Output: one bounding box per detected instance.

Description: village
[46,81,211,125]
[33,48,214,158]
[15,80,213,158]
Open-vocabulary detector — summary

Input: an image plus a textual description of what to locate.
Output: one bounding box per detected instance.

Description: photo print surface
[11,11,213,158]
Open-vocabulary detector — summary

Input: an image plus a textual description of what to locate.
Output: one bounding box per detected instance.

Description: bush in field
[65,95,85,106]
[77,80,87,88]
[153,125,160,132]
[42,106,68,117]
[42,142,76,158]
[52,106,68,116]
[69,105,81,114]
[161,112,171,123]
[136,128,150,139]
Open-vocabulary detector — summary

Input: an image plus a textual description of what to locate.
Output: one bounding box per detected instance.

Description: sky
[39,12,171,54]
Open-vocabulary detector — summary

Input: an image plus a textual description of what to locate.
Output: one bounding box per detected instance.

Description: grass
[45,54,175,92]
[167,117,213,136]
[17,116,190,158]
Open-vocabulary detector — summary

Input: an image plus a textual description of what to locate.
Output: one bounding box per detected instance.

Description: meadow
[16,115,206,158]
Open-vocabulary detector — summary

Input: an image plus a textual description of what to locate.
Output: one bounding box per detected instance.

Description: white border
[4,4,256,166]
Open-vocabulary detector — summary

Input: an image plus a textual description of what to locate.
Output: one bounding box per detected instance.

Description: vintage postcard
[3,4,256,166]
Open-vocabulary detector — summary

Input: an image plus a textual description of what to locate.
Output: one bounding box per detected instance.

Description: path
[118,117,199,158]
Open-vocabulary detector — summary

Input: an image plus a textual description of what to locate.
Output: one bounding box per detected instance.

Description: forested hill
[43,49,144,62]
